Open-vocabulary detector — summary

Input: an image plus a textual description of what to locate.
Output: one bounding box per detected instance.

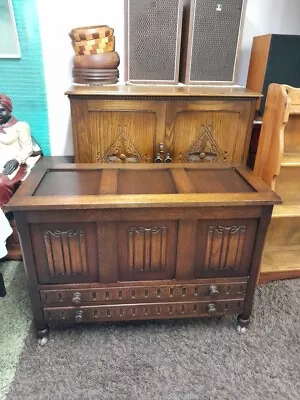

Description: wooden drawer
[40,279,248,306]
[44,299,245,323]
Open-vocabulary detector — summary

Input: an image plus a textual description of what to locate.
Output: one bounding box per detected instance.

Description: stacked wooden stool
[69,25,120,85]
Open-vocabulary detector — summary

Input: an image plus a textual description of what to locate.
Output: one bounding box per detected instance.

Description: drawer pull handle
[72,292,82,305]
[75,310,83,323]
[209,285,219,298]
[207,303,217,315]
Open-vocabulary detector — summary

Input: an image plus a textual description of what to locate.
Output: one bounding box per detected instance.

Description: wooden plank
[170,169,196,193]
[6,192,281,211]
[260,245,300,283]
[10,169,47,198]
[65,84,262,98]
[176,221,198,280]
[97,223,119,283]
[98,169,118,194]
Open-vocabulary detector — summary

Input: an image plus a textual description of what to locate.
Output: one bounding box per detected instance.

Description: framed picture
[0,0,21,58]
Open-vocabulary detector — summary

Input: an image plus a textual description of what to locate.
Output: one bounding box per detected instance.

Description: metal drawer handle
[75,309,83,323]
[208,285,219,298]
[207,303,217,315]
[72,292,82,305]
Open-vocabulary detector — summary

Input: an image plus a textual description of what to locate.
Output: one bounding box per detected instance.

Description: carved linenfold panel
[128,226,168,273]
[204,225,246,271]
[43,300,244,322]
[100,125,142,163]
[183,124,227,163]
[44,229,88,277]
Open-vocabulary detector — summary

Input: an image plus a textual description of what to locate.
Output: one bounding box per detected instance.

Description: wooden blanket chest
[7,163,280,344]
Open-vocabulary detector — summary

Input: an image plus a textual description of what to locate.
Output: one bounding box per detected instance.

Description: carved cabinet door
[194,219,258,278]
[30,223,98,284]
[165,100,254,164]
[117,221,178,281]
[71,98,167,163]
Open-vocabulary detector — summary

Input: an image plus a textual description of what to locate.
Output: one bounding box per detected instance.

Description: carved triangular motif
[104,126,141,163]
[183,125,224,162]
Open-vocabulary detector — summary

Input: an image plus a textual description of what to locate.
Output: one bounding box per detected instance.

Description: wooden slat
[10,169,47,197]
[170,169,196,193]
[272,204,300,218]
[260,245,300,283]
[176,221,198,280]
[98,169,118,194]
[65,85,262,98]
[6,192,281,211]
[97,223,119,283]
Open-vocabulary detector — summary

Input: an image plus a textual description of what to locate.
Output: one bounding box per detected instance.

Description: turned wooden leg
[237,314,250,334]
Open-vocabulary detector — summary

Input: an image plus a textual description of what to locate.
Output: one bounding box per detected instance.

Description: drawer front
[40,280,248,306]
[44,299,244,323]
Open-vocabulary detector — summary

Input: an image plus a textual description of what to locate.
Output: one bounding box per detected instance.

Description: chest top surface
[65,85,262,99]
[7,163,281,211]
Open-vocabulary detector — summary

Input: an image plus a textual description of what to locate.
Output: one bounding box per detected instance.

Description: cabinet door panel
[83,100,166,163]
[166,101,253,164]
[118,221,178,281]
[30,223,98,284]
[194,219,258,278]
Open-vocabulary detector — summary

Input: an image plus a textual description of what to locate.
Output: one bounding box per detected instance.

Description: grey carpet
[7,279,300,400]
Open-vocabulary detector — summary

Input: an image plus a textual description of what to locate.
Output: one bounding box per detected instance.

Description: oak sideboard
[66,85,261,165]
[7,163,280,344]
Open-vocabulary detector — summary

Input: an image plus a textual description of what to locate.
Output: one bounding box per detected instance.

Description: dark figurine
[0,94,33,207]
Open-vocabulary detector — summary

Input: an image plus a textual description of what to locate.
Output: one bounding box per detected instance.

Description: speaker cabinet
[180,0,246,85]
[247,34,300,114]
[125,0,183,84]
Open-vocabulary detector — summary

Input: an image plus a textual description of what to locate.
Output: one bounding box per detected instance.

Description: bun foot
[237,314,250,334]
[37,326,49,346]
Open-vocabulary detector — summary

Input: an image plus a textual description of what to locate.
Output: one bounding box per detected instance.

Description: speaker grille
[127,0,182,82]
[190,0,244,82]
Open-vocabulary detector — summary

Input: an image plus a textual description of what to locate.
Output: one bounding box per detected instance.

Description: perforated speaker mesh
[190,0,244,82]
[127,0,181,82]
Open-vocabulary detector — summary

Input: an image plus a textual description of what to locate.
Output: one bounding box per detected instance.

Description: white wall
[37,0,125,156]
[37,0,300,156]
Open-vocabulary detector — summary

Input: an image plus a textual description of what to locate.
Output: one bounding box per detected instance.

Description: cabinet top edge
[65,85,262,98]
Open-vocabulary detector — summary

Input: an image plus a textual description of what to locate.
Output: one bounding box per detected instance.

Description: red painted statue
[0,94,33,207]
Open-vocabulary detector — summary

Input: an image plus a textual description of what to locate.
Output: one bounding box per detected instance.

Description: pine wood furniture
[254,84,300,283]
[66,85,260,165]
[7,163,280,343]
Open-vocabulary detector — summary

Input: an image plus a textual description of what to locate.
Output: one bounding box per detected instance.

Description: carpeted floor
[1,261,300,400]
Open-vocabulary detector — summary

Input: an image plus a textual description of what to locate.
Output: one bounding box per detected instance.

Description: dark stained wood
[7,163,279,335]
[65,85,261,98]
[66,85,260,165]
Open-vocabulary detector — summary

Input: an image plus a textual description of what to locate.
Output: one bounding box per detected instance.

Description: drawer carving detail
[43,300,244,322]
[128,226,167,272]
[204,225,246,271]
[40,281,248,304]
[44,229,88,277]
[183,124,227,163]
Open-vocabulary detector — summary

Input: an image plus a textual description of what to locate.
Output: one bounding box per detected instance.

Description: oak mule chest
[7,163,280,344]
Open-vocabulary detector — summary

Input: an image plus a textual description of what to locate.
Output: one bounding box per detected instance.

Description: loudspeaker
[247,34,300,114]
[125,0,183,84]
[180,0,246,85]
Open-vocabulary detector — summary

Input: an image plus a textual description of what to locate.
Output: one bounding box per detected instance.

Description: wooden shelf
[260,245,300,283]
[272,204,300,218]
[281,153,300,167]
